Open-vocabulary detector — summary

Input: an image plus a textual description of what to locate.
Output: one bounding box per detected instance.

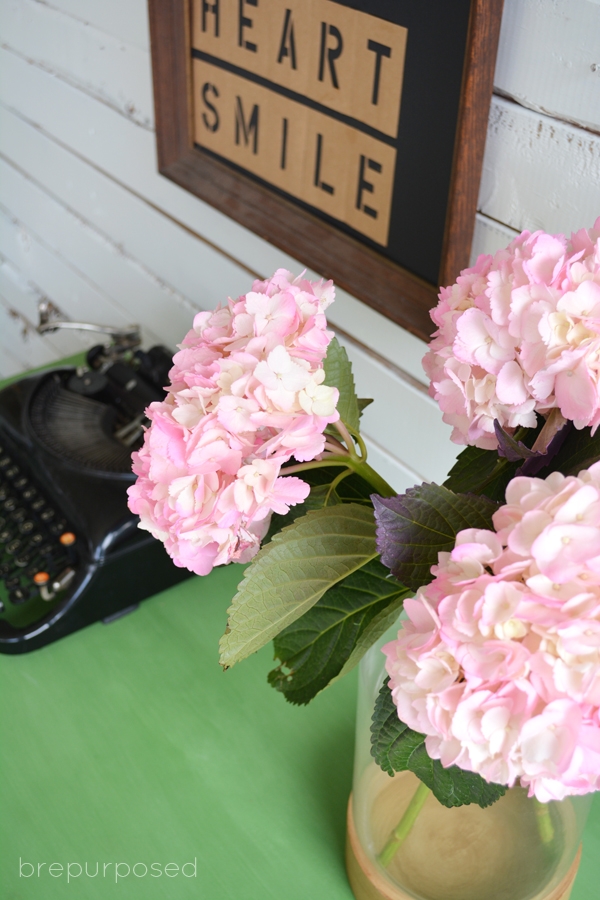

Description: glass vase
[346,626,593,900]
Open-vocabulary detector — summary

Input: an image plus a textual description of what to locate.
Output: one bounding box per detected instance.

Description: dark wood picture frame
[148,0,504,342]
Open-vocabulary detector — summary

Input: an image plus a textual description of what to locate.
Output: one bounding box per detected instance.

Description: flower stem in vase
[377,781,431,868]
[534,798,555,845]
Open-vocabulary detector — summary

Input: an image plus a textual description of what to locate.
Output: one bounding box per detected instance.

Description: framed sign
[148,0,503,340]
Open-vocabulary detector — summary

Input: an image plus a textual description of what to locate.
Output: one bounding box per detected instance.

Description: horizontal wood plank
[479,95,600,236]
[495,0,600,133]
[0,46,300,288]
[1,0,154,129]
[0,165,193,351]
[470,212,519,263]
[361,436,423,496]
[0,255,90,360]
[0,291,72,373]
[37,0,151,51]
[0,206,163,349]
[0,103,254,313]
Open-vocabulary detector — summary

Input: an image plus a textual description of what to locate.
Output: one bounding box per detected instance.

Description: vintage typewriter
[0,306,192,654]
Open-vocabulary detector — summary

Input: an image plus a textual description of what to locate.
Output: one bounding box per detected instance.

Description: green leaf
[443,420,545,501]
[323,337,360,431]
[358,397,374,417]
[443,445,518,502]
[268,559,409,704]
[219,504,378,668]
[371,679,506,809]
[373,483,499,592]
[334,591,409,683]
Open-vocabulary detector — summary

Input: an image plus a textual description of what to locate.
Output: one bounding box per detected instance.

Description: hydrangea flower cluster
[127,269,339,575]
[423,218,600,449]
[383,463,600,802]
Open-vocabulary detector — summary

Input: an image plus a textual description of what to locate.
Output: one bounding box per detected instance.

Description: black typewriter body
[0,345,193,654]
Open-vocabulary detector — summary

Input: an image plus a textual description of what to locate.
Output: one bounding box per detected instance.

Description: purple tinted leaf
[372,483,498,591]
[519,420,573,477]
[494,420,542,461]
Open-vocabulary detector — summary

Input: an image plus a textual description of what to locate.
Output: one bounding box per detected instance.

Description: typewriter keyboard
[0,444,79,629]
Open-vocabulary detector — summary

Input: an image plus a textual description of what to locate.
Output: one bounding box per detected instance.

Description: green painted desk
[1,566,599,900]
[1,567,358,899]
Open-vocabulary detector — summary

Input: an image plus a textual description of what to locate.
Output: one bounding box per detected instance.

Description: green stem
[377,782,431,868]
[282,456,357,477]
[349,458,396,498]
[534,798,554,844]
[353,429,368,461]
[282,455,396,498]
[324,468,354,505]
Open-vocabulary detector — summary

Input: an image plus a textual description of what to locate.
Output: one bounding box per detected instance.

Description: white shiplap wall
[0,0,599,489]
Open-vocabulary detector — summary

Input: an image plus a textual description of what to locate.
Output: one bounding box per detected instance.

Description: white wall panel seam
[333,325,432,399]
[0,205,164,349]
[0,153,202,329]
[493,0,600,134]
[0,149,210,318]
[0,102,262,288]
[479,94,600,236]
[362,434,425,488]
[0,256,89,357]
[28,0,150,52]
[0,0,154,129]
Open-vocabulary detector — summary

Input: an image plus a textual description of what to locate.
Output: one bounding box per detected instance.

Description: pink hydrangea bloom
[383,462,600,801]
[127,270,339,575]
[423,218,600,449]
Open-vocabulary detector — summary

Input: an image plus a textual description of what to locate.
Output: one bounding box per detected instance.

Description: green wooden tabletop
[0,566,360,899]
[0,564,599,900]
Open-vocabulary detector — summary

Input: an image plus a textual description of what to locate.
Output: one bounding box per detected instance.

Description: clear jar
[346,622,593,900]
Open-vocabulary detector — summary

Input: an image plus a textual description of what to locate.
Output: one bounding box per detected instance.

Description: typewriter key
[49,520,68,536]
[13,476,28,491]
[19,520,35,535]
[5,465,19,479]
[31,497,46,512]
[14,555,32,568]
[0,456,11,469]
[11,507,27,522]
[40,508,56,522]
[38,542,55,557]
[9,586,32,605]
[21,487,37,501]
[0,528,13,543]
[6,539,23,555]
[5,575,20,591]
[3,497,17,512]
